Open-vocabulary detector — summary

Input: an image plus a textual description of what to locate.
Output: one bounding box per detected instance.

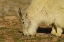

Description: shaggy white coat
[21,0,64,36]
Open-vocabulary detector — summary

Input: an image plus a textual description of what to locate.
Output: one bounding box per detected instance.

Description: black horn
[18,8,22,18]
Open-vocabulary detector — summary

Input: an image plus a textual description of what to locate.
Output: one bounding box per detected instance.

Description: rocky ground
[0,0,64,42]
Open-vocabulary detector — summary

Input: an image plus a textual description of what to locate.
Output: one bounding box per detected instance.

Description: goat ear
[18,8,22,18]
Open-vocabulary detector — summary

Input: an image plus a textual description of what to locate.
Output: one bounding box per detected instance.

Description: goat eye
[26,13,27,16]
[23,22,24,24]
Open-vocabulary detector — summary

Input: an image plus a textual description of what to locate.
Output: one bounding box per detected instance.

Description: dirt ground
[0,0,64,42]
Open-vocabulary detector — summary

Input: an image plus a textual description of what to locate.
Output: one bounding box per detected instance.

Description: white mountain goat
[19,0,64,36]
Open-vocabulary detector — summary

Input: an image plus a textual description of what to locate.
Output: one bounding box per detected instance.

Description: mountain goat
[19,0,64,36]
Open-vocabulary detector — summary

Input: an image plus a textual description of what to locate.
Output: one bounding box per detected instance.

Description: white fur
[21,0,64,36]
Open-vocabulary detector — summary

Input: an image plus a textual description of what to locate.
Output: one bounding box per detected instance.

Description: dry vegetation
[0,0,64,42]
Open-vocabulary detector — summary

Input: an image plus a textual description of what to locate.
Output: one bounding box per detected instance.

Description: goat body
[19,0,64,36]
